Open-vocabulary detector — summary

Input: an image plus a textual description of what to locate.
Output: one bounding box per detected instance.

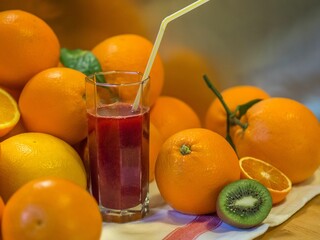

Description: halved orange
[239,156,292,204]
[0,88,20,137]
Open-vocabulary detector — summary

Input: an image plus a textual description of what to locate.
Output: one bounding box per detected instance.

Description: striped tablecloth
[101,168,320,240]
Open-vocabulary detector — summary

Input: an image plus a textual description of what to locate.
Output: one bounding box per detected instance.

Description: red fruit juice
[87,102,149,210]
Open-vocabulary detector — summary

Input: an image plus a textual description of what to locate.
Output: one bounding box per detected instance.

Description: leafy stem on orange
[203,75,236,150]
[180,144,191,155]
[60,48,105,83]
[231,98,262,128]
[203,75,262,152]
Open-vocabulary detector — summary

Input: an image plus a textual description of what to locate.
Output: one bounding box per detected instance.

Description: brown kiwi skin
[216,205,257,229]
[216,179,272,229]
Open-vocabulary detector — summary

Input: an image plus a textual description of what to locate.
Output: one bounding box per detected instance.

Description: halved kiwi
[216,179,272,229]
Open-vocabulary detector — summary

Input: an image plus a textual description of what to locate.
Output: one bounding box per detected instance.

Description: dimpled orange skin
[0,10,60,89]
[233,97,320,184]
[155,128,240,215]
[19,67,87,145]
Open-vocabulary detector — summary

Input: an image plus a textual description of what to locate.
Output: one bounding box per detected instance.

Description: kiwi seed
[216,179,272,229]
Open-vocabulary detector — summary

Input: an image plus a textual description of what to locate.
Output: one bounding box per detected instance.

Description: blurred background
[1,0,319,121]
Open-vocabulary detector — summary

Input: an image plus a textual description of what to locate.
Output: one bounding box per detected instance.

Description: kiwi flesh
[216,179,272,229]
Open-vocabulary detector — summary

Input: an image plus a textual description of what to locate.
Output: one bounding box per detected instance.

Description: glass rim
[85,70,150,87]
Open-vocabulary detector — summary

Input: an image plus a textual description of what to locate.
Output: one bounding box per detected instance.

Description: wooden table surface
[255,194,320,239]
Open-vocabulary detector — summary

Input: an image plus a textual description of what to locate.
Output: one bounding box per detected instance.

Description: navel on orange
[0,88,20,137]
[239,156,292,204]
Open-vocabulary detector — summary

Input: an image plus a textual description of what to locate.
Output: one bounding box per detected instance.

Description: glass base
[100,196,149,223]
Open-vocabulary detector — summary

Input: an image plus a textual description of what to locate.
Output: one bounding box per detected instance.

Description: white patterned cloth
[100,168,320,240]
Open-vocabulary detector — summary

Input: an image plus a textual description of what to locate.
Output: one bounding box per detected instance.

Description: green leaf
[60,48,105,83]
[235,98,262,119]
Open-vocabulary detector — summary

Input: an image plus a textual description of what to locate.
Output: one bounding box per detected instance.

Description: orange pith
[239,156,292,204]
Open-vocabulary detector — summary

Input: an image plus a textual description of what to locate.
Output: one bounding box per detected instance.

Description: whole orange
[150,96,201,141]
[0,10,60,89]
[92,34,164,106]
[19,67,87,145]
[233,97,320,184]
[205,85,270,137]
[155,128,240,215]
[1,177,102,240]
[162,47,221,124]
[0,132,87,202]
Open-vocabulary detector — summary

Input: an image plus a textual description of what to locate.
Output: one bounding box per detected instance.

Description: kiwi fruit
[216,179,272,229]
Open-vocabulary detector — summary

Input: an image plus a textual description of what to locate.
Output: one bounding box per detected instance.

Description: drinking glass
[85,71,150,223]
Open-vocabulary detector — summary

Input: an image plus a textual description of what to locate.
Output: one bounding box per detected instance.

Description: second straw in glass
[85,71,150,223]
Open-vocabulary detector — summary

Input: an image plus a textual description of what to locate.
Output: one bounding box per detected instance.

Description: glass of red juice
[85,71,150,223]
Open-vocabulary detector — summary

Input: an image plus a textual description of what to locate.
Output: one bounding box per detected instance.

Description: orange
[239,157,292,204]
[162,47,221,124]
[0,87,20,137]
[0,132,87,202]
[0,10,60,89]
[155,128,240,214]
[92,34,164,106]
[150,96,201,141]
[233,97,320,184]
[205,85,270,137]
[19,67,87,145]
[149,123,164,182]
[1,177,102,240]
